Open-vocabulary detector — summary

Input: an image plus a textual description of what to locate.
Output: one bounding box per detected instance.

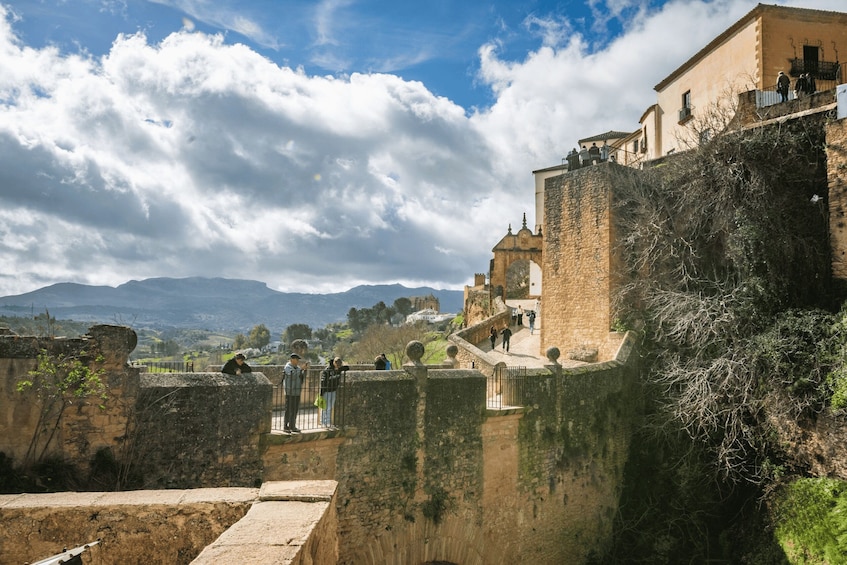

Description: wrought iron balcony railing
[789,58,841,81]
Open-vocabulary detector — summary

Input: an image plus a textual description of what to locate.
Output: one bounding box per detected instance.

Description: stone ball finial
[446,344,458,358]
[546,346,561,364]
[406,340,425,364]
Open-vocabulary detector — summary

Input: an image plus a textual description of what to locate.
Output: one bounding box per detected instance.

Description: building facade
[644,3,847,159]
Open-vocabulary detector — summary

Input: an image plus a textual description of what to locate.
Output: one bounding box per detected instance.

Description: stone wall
[827,117,847,280]
[542,163,634,361]
[261,333,640,564]
[132,371,273,488]
[0,325,139,475]
[1,328,639,564]
[450,298,512,373]
[0,487,255,564]
[0,482,338,565]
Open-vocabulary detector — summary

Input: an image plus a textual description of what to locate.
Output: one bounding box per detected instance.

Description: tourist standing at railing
[282,353,308,434]
[221,352,252,375]
[777,71,790,102]
[320,357,345,429]
[379,353,392,370]
[489,325,497,350]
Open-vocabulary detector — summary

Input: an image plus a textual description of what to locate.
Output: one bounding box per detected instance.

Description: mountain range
[0,277,465,334]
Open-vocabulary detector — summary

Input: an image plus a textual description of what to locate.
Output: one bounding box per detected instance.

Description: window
[679,90,692,122]
[632,139,639,153]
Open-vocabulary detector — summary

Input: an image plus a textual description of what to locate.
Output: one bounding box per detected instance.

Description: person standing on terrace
[320,357,345,429]
[282,353,308,434]
[776,71,790,102]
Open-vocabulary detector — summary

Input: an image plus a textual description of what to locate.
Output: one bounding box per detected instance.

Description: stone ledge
[0,487,259,508]
[259,480,337,502]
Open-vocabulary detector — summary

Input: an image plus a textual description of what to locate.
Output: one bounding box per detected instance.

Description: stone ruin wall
[0,325,139,474]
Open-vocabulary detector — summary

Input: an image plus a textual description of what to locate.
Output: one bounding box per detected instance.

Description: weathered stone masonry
[542,163,636,361]
[1,326,639,564]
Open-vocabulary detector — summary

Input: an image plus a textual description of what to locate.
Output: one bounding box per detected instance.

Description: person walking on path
[489,325,497,350]
[500,325,513,353]
[527,310,537,335]
[517,305,524,326]
[282,353,308,433]
[320,357,345,429]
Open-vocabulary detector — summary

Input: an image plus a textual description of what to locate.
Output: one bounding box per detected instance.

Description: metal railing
[134,361,196,373]
[487,365,527,409]
[790,59,841,81]
[271,368,347,433]
[757,79,838,108]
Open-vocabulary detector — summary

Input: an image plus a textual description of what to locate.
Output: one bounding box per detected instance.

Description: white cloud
[2,0,847,298]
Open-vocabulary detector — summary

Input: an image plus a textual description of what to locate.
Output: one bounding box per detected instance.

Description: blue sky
[6,1,658,110]
[0,0,844,300]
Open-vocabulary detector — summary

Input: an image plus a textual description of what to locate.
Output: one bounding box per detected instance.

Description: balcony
[678,106,692,123]
[790,58,841,81]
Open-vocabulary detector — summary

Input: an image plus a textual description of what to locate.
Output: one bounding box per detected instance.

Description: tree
[394,297,413,317]
[16,349,106,468]
[232,333,247,350]
[248,324,271,349]
[283,324,312,345]
[352,322,437,367]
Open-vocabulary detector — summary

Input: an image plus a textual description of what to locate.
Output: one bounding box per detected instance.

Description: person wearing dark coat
[320,357,346,428]
[776,71,790,102]
[500,326,513,353]
[282,353,308,433]
[221,353,251,375]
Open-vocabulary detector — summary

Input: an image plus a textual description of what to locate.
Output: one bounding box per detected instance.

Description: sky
[0,0,845,298]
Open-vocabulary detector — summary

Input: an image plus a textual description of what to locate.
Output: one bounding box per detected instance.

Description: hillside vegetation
[597,114,847,563]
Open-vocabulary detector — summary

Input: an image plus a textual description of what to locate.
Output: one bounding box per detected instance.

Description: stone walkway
[481,324,587,369]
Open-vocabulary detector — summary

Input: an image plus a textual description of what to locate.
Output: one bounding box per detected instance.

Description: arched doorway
[489,215,542,302]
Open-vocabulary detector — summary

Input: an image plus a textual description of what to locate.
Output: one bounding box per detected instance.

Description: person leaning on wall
[221,352,252,375]
[374,355,387,370]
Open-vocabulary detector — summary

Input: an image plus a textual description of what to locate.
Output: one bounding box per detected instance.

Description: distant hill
[0,277,465,334]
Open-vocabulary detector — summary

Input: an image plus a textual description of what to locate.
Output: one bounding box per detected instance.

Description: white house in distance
[405,308,456,324]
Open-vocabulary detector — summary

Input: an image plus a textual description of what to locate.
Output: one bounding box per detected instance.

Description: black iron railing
[790,58,841,81]
[487,365,527,409]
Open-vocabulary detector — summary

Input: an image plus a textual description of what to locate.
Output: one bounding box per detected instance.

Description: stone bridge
[0,325,639,564]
